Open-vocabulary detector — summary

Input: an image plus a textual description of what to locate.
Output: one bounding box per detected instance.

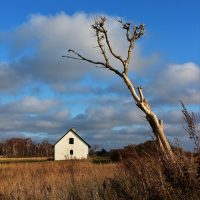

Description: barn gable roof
[54,128,90,148]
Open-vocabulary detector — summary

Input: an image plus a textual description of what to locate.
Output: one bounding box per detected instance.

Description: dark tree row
[0,138,53,157]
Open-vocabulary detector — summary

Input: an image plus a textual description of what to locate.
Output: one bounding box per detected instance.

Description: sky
[0,0,199,150]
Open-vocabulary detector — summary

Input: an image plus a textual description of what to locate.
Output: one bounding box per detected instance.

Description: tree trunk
[145,111,174,158]
[122,73,174,158]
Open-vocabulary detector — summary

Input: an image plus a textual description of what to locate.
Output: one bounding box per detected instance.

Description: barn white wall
[54,130,89,160]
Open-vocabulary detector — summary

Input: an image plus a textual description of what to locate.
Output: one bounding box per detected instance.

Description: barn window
[70,150,73,155]
[69,138,74,144]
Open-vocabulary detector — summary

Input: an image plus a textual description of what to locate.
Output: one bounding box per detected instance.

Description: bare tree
[0,138,53,157]
[63,17,174,158]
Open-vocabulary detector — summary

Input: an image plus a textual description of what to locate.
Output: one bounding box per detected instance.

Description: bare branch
[115,18,132,41]
[133,24,145,41]
[66,49,123,78]
[137,86,144,102]
[125,24,145,73]
[122,73,140,102]
[91,16,106,32]
[65,17,125,78]
[115,18,145,43]
[101,25,125,67]
[67,49,106,66]
[96,32,109,66]
[115,19,145,75]
[92,17,126,70]
[96,66,106,69]
[62,55,82,61]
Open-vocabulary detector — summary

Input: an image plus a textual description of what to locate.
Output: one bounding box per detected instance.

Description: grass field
[0,155,199,200]
[0,159,117,200]
[0,157,51,164]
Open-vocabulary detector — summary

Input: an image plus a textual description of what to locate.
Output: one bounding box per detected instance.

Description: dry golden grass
[0,160,118,200]
[0,157,49,161]
[0,153,199,200]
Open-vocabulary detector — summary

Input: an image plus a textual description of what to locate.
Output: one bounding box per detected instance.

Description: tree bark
[122,73,174,158]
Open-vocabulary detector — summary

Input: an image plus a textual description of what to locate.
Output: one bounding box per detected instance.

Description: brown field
[0,154,200,200]
[0,157,50,162]
[0,160,118,200]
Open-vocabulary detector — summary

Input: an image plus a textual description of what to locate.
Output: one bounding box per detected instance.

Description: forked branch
[65,17,144,77]
[92,17,125,69]
[64,17,145,102]
[115,18,145,74]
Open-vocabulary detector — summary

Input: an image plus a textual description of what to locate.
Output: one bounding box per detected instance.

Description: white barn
[54,128,90,160]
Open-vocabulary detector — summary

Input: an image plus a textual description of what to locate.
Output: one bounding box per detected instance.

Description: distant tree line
[109,141,161,162]
[90,140,193,162]
[0,138,53,157]
[89,141,159,160]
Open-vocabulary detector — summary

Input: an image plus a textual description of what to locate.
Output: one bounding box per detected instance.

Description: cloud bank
[0,12,199,150]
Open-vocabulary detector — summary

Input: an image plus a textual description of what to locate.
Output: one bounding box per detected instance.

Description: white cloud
[159,62,200,87]
[0,62,26,93]
[1,12,156,90]
[146,62,200,105]
[0,12,199,150]
[20,96,57,113]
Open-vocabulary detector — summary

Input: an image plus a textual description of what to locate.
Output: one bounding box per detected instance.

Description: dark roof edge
[53,128,90,148]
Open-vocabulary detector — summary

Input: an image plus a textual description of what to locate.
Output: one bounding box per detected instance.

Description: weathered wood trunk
[145,112,174,158]
[122,73,174,158]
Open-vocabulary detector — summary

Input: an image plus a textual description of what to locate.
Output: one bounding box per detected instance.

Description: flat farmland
[0,157,50,164]
[0,156,199,200]
[0,160,118,200]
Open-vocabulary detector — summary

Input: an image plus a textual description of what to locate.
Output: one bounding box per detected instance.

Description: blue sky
[0,0,199,150]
